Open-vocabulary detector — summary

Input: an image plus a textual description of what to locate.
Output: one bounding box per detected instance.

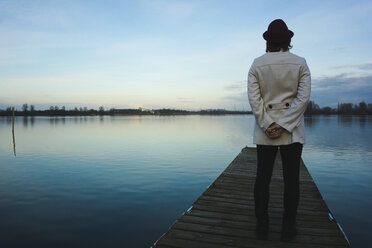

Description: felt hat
[263,19,294,42]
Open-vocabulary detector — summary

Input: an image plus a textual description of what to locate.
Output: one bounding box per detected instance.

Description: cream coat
[248,51,311,145]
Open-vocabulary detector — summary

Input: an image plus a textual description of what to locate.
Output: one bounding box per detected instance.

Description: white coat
[248,51,311,145]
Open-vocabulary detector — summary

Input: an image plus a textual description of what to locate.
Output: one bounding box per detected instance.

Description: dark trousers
[254,143,303,220]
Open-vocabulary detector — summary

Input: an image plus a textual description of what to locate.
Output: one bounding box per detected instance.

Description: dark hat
[263,19,294,42]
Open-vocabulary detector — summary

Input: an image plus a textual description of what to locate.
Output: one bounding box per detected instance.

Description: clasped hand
[265,123,284,139]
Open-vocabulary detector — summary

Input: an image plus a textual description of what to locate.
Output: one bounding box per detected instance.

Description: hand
[265,123,284,139]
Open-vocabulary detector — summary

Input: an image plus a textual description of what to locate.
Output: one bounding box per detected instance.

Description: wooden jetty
[152,147,350,248]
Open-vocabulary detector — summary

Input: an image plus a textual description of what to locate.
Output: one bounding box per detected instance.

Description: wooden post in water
[12,107,16,156]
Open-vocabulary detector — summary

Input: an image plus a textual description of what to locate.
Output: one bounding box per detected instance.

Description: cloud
[221,92,249,111]
[312,74,372,107]
[0,1,70,29]
[332,46,348,53]
[177,97,195,103]
[358,63,372,70]
[220,73,372,111]
[220,80,249,110]
[223,91,247,102]
[140,0,196,21]
[224,80,246,91]
[330,63,372,71]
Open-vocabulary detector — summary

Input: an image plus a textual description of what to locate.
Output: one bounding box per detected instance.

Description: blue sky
[1,0,372,110]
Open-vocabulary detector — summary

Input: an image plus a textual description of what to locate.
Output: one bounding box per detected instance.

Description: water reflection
[22,116,28,127]
[358,115,367,129]
[304,116,320,128]
[49,116,66,125]
[0,115,371,248]
[3,114,371,131]
[338,115,353,127]
[5,116,12,125]
[21,116,36,127]
[305,115,370,130]
[3,114,371,130]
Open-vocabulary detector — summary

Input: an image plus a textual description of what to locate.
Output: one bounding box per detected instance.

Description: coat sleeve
[277,60,311,133]
[247,62,274,131]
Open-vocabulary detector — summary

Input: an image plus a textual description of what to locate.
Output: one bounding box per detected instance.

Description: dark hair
[266,39,292,52]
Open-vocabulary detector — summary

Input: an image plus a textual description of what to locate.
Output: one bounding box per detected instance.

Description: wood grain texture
[152,147,350,248]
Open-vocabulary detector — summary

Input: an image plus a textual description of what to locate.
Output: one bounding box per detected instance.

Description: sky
[1,0,372,110]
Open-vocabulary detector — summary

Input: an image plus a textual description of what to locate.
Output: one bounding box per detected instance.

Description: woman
[247,19,311,241]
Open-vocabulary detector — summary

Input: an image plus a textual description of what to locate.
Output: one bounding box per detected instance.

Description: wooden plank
[198,195,326,211]
[152,147,350,247]
[159,229,346,248]
[203,187,327,202]
[187,209,340,230]
[202,188,327,204]
[178,215,344,238]
[191,203,330,221]
[171,221,348,246]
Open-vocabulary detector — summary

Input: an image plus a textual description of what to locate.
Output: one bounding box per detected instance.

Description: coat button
[269,105,272,109]
[285,103,289,107]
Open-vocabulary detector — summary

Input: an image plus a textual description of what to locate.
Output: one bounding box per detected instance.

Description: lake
[0,115,371,247]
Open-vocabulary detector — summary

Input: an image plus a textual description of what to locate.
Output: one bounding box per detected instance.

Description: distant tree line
[1,101,371,116]
[305,101,372,115]
[0,104,252,116]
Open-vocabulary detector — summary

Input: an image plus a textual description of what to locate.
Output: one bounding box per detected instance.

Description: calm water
[0,115,371,247]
